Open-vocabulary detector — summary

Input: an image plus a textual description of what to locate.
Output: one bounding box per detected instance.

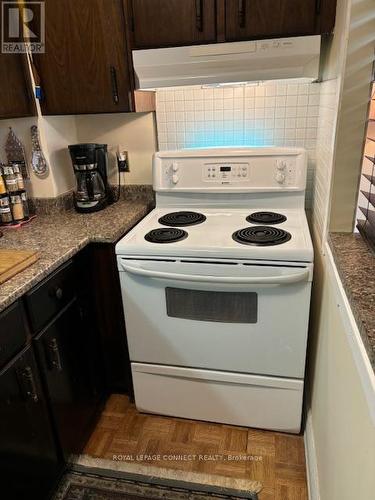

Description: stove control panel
[155,149,307,192]
[203,163,250,183]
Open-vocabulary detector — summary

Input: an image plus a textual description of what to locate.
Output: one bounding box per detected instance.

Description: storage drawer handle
[46,338,62,372]
[238,0,246,28]
[110,66,119,104]
[195,0,203,31]
[18,366,39,402]
[121,261,310,284]
[54,287,63,300]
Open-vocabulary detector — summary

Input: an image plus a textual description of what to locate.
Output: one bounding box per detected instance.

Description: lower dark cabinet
[0,345,63,500]
[34,298,105,461]
[0,243,124,498]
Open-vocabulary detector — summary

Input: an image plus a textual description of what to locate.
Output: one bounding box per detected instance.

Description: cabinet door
[0,300,28,368]
[0,345,62,500]
[84,243,132,393]
[130,0,216,49]
[34,299,104,460]
[32,0,132,114]
[0,54,36,119]
[225,0,318,41]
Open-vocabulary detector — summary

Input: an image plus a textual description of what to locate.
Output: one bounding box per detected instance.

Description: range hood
[133,35,321,89]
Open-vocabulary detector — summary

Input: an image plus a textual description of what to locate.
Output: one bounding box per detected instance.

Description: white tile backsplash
[155,81,321,204]
[312,78,339,241]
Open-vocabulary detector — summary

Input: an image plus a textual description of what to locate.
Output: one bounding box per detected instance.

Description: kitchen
[0,1,374,500]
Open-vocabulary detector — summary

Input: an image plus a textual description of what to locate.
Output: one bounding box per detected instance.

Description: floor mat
[74,454,262,497]
[54,471,259,500]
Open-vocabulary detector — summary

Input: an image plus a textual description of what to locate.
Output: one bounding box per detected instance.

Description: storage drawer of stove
[132,363,303,433]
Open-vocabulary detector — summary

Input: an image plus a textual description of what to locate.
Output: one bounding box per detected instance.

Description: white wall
[307,247,375,500]
[309,0,351,241]
[76,112,157,185]
[0,111,157,197]
[0,116,57,197]
[329,0,375,231]
[42,115,78,195]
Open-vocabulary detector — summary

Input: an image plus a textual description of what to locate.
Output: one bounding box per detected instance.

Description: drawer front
[132,363,304,433]
[25,260,77,334]
[0,301,28,368]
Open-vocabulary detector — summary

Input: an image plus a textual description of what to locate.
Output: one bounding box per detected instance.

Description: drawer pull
[110,66,119,104]
[238,0,246,28]
[46,338,62,371]
[53,287,63,300]
[195,0,203,32]
[18,366,39,402]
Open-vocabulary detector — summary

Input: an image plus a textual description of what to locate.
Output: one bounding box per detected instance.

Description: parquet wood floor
[85,394,308,500]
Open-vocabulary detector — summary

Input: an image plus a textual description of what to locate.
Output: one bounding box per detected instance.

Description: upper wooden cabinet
[32,0,133,115]
[129,0,336,49]
[226,0,320,41]
[128,0,217,49]
[0,54,36,119]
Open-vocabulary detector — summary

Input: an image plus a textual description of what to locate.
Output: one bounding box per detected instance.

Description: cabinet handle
[18,366,39,402]
[238,0,246,28]
[49,286,63,300]
[110,66,119,104]
[129,0,135,31]
[46,338,62,372]
[195,0,203,32]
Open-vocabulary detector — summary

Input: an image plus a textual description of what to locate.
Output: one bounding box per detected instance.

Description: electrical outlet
[117,149,129,172]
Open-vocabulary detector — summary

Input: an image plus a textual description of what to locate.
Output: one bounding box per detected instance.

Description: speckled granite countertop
[329,232,375,371]
[0,193,153,313]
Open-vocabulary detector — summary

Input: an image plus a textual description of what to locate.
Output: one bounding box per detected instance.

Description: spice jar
[3,166,18,193]
[20,190,29,218]
[10,192,24,221]
[11,161,28,179]
[0,194,13,224]
[13,164,25,190]
[0,166,6,195]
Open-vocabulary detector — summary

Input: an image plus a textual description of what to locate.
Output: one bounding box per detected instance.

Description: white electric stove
[116,147,313,433]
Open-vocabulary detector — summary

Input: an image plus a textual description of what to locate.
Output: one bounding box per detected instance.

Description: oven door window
[166,288,258,323]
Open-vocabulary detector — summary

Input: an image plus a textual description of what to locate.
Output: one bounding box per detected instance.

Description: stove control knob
[172,174,179,184]
[172,162,179,172]
[275,172,286,184]
[277,160,286,170]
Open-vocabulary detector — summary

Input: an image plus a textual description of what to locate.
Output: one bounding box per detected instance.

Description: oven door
[119,258,313,379]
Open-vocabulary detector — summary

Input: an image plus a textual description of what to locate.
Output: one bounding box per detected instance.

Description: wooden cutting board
[0,249,39,285]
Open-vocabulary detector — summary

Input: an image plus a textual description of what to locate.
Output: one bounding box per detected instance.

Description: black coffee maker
[68,143,109,213]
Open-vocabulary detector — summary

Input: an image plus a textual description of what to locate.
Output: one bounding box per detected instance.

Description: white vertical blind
[357,82,375,246]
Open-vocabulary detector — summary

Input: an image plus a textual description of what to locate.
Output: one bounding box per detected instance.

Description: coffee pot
[68,143,109,213]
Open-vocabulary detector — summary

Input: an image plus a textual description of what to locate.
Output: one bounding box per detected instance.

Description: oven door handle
[121,262,310,284]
